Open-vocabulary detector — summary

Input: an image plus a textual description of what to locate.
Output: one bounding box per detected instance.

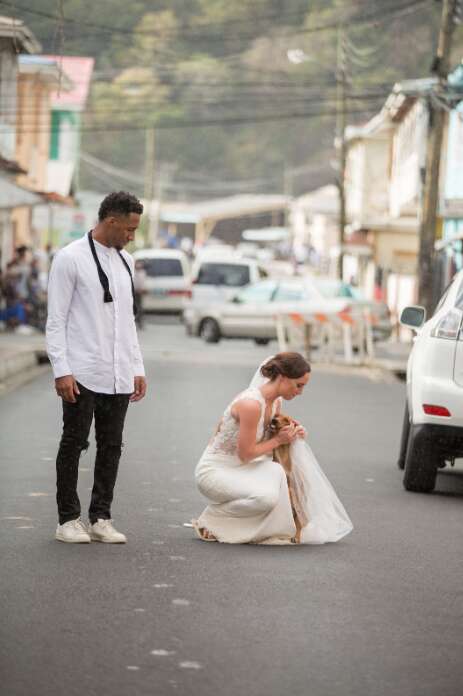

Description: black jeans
[56,382,130,525]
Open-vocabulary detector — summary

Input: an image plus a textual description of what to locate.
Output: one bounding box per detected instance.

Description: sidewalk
[372,339,411,376]
[0,329,48,389]
[0,325,411,392]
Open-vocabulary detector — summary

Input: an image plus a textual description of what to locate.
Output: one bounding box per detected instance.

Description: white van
[133,248,191,313]
[189,257,269,304]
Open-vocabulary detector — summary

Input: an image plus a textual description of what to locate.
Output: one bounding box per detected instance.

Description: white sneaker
[56,518,91,543]
[88,519,127,544]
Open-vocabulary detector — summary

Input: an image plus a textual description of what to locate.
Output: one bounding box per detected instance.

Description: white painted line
[150,649,176,656]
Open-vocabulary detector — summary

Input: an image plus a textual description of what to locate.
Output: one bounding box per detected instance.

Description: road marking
[134,608,146,613]
[126,665,140,671]
[2,516,33,521]
[150,649,176,656]
[172,598,190,606]
[169,556,185,561]
[365,478,375,483]
[179,661,202,670]
[27,492,50,497]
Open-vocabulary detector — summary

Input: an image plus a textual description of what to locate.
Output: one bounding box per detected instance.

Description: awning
[242,227,290,242]
[0,176,43,210]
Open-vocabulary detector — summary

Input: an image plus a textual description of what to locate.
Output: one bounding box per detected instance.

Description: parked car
[183,278,348,343]
[398,271,463,492]
[132,248,191,313]
[188,257,269,304]
[314,278,393,341]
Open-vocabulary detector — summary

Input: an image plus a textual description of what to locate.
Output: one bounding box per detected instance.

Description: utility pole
[283,166,292,234]
[418,0,457,314]
[336,26,348,280]
[144,127,158,247]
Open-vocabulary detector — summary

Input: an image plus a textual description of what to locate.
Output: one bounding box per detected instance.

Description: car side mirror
[231,295,242,304]
[400,305,426,330]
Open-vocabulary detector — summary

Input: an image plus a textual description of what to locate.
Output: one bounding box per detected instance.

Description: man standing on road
[46,191,147,544]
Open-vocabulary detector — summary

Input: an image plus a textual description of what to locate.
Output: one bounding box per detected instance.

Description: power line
[2,0,432,49]
[4,104,382,136]
[7,91,390,118]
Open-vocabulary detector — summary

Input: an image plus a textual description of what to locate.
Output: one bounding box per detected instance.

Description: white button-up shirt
[46,234,145,394]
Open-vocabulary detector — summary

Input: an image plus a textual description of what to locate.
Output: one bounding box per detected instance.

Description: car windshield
[273,284,304,302]
[316,279,362,299]
[197,263,250,287]
[142,258,184,277]
[235,281,276,303]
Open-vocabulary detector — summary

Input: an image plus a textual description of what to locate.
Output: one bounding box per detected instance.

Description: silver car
[314,278,393,341]
[183,278,348,344]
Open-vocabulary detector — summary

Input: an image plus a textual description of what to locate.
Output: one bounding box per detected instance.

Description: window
[235,281,276,303]
[197,263,250,287]
[142,258,183,277]
[316,280,356,299]
[273,284,304,302]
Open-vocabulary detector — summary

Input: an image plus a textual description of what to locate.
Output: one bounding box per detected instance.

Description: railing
[274,306,376,365]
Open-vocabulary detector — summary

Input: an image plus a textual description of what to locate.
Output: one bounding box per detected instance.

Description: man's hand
[55,375,80,403]
[130,376,147,402]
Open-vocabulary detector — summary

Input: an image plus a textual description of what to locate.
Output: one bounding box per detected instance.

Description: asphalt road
[1,322,463,696]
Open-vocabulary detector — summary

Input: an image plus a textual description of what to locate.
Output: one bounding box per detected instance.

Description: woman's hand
[295,425,307,439]
[275,424,299,445]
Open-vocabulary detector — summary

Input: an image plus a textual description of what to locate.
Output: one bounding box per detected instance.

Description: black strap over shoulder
[87,231,137,317]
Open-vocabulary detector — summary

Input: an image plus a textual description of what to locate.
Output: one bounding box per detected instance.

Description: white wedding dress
[194,365,353,545]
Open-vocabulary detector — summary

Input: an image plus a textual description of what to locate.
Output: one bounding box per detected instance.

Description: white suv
[398,270,463,492]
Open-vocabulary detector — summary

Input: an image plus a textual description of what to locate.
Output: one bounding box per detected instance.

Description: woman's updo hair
[260,352,311,381]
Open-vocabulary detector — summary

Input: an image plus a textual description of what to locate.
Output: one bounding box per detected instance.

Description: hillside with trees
[9,0,463,199]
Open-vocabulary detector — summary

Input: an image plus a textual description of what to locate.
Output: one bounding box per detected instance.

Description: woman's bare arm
[233,399,296,463]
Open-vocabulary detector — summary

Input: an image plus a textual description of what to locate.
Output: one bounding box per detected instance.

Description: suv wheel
[200,318,221,343]
[397,402,410,470]
[254,338,270,346]
[403,428,438,492]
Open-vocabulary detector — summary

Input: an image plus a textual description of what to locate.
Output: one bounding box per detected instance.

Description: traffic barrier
[274,307,375,365]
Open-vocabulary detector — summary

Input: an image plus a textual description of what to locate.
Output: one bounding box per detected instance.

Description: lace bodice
[207,387,279,457]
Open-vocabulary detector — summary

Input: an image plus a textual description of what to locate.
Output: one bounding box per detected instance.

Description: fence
[274,307,376,365]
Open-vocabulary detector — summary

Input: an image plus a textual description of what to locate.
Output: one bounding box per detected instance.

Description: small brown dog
[267,414,309,543]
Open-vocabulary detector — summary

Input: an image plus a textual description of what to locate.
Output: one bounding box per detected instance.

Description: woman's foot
[191,519,217,542]
[200,528,217,541]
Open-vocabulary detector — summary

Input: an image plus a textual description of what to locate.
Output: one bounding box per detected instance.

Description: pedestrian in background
[46,191,147,544]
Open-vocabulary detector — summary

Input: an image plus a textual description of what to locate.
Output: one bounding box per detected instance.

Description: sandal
[191,519,218,542]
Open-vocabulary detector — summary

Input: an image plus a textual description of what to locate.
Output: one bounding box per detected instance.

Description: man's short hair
[98,191,144,221]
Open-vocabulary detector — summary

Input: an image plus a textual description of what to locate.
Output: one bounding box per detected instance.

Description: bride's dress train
[194,386,353,545]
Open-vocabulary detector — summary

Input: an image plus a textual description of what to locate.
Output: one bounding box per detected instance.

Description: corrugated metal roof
[0,16,41,53]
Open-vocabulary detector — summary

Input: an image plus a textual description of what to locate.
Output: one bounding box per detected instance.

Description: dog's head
[267,413,294,436]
